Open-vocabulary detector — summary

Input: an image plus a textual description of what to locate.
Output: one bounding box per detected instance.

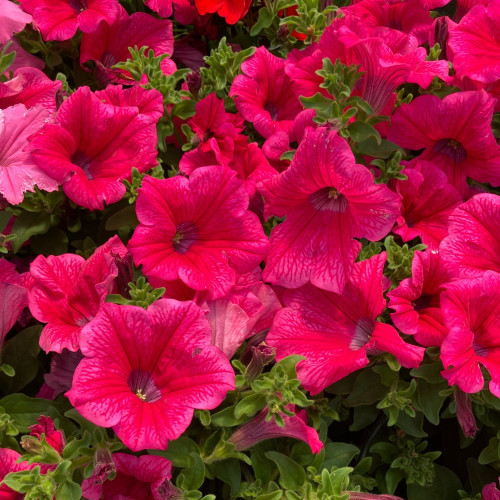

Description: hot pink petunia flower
[0,68,62,113]
[28,86,162,210]
[20,0,119,41]
[267,253,425,394]
[483,478,500,500]
[145,0,173,17]
[128,168,269,300]
[259,127,400,294]
[82,453,172,500]
[66,300,235,451]
[0,448,33,500]
[230,47,303,139]
[387,250,455,347]
[41,349,84,398]
[80,4,174,85]
[27,235,130,353]
[439,193,500,279]
[0,0,32,44]
[0,104,59,205]
[391,161,462,249]
[447,1,500,85]
[230,404,323,454]
[440,271,500,397]
[387,90,500,195]
[1,39,44,75]
[30,416,65,454]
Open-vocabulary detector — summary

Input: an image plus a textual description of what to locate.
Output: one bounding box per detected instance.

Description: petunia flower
[0,448,34,500]
[229,404,323,454]
[387,250,455,347]
[80,4,174,85]
[28,86,162,210]
[387,90,500,195]
[440,271,500,397]
[483,478,500,500]
[230,47,303,139]
[82,453,172,500]
[440,193,500,278]
[40,349,84,399]
[20,0,119,41]
[145,0,173,17]
[30,416,65,454]
[259,127,400,294]
[0,104,59,205]
[391,161,462,249]
[0,0,32,44]
[27,235,130,353]
[66,300,235,451]
[267,253,425,394]
[194,0,251,24]
[0,39,44,75]
[128,167,269,300]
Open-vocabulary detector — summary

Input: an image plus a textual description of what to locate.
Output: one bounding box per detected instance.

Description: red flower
[194,0,251,24]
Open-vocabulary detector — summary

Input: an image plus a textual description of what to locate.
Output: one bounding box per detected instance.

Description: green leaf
[10,212,52,253]
[105,205,139,231]
[234,394,267,420]
[212,459,241,496]
[407,465,462,500]
[347,121,381,144]
[211,407,247,427]
[250,8,275,36]
[414,379,446,426]
[478,435,500,465]
[55,480,82,500]
[172,99,197,120]
[349,404,379,431]
[343,369,387,407]
[153,437,200,468]
[30,228,68,256]
[395,411,427,438]
[386,467,405,495]
[410,363,445,384]
[467,458,499,494]
[0,364,15,377]
[176,452,205,491]
[265,451,305,491]
[322,442,360,470]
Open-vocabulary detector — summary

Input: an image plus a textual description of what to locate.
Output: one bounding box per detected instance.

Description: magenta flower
[66,300,235,451]
[41,349,84,398]
[391,161,462,249]
[440,193,500,278]
[30,416,65,454]
[440,271,500,397]
[82,453,172,500]
[80,4,173,85]
[145,0,173,17]
[483,478,500,500]
[20,0,119,41]
[259,127,400,294]
[27,235,129,353]
[1,39,44,75]
[0,0,32,44]
[0,448,33,500]
[0,68,62,113]
[387,250,455,347]
[128,168,269,300]
[230,405,323,454]
[387,90,500,194]
[230,47,303,139]
[447,2,500,85]
[267,254,425,394]
[29,86,161,210]
[0,105,59,205]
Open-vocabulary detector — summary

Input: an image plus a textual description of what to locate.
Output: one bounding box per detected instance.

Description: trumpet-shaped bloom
[0,448,33,500]
[267,254,425,394]
[27,235,129,353]
[145,0,173,17]
[66,300,235,451]
[391,161,462,249]
[440,193,500,278]
[20,0,119,41]
[0,0,32,44]
[230,47,303,139]
[29,86,161,210]
[259,127,400,294]
[440,271,500,397]
[128,167,269,300]
[82,453,172,500]
[387,90,500,194]
[387,250,455,347]
[194,0,252,24]
[0,104,59,205]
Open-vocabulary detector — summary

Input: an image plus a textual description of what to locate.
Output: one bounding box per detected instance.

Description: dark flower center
[309,187,349,212]
[350,317,375,350]
[433,138,466,163]
[473,341,488,358]
[69,0,88,13]
[127,370,162,403]
[264,101,279,121]
[412,294,440,311]
[173,221,198,254]
[101,51,118,69]
[71,150,93,179]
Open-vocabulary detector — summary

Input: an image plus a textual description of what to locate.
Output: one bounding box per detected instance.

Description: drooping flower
[194,0,251,24]
[229,404,323,454]
[82,453,172,500]
[27,235,130,353]
[387,90,500,194]
[0,0,32,44]
[391,161,462,249]
[30,416,65,454]
[230,47,303,139]
[454,389,478,438]
[40,349,84,398]
[0,68,62,113]
[440,193,500,278]
[0,448,33,500]
[259,127,400,294]
[440,271,500,397]
[20,0,119,41]
[0,104,59,205]
[267,253,425,394]
[387,250,455,347]
[28,86,161,210]
[128,167,269,300]
[67,300,235,451]
[483,478,500,500]
[80,4,174,85]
